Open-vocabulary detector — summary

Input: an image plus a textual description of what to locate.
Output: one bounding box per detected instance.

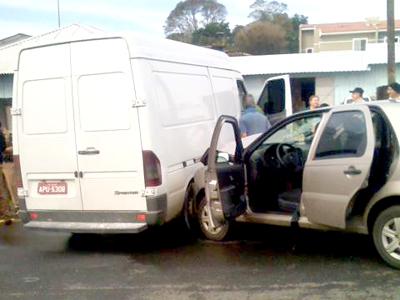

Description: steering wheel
[275,143,304,169]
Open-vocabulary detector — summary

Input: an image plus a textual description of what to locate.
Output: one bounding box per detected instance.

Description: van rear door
[257,75,292,125]
[17,44,82,210]
[70,39,146,211]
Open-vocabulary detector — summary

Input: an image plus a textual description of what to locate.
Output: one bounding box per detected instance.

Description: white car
[191,102,400,269]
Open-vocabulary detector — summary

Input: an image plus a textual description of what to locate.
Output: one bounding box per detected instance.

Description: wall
[302,30,400,53]
[243,63,400,107]
[333,64,400,104]
[301,30,315,52]
[0,74,13,99]
[315,77,335,105]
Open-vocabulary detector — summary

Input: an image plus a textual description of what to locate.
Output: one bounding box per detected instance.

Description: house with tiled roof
[299,20,400,53]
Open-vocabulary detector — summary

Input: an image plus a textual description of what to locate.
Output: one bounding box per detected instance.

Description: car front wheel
[198,197,230,241]
[373,206,400,269]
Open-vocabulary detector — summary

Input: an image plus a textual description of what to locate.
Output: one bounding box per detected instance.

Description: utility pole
[57,0,61,28]
[387,0,396,84]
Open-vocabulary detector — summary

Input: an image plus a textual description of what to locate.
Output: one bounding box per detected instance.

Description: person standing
[239,94,271,137]
[0,122,10,222]
[387,82,400,101]
[308,95,320,111]
[349,87,365,104]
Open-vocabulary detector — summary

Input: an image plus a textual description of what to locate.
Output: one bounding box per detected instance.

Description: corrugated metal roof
[230,47,400,76]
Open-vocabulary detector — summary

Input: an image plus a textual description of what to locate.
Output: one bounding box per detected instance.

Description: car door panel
[257,75,292,125]
[302,106,374,228]
[206,116,246,223]
[216,164,246,219]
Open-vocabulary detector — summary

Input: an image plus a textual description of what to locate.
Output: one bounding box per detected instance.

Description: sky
[0,0,398,39]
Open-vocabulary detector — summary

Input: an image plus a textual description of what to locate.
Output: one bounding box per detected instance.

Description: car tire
[372,206,400,269]
[197,196,230,241]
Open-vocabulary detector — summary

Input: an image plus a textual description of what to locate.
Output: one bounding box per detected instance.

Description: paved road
[1,221,400,300]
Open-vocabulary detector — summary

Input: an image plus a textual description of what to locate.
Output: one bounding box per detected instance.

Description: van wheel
[372,206,400,269]
[182,183,197,232]
[198,197,230,241]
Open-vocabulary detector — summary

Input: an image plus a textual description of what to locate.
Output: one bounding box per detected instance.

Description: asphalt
[1,221,400,300]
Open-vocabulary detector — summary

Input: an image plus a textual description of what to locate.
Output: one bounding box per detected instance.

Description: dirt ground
[0,163,17,221]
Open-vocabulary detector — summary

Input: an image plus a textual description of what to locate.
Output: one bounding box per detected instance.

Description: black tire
[182,183,197,232]
[197,196,230,241]
[372,205,400,269]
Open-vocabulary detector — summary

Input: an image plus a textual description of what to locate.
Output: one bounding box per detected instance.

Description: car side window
[315,111,367,159]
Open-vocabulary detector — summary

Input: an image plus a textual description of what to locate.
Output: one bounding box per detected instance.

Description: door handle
[344,166,362,176]
[78,147,100,155]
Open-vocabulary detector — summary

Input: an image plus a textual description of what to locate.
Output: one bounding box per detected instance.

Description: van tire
[372,206,400,269]
[181,183,197,232]
[198,197,230,241]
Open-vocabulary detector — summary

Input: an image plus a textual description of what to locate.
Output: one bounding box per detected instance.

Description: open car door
[302,105,375,228]
[205,115,247,228]
[257,75,292,125]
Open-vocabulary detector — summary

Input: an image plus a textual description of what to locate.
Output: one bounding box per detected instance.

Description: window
[265,115,322,146]
[353,38,367,51]
[315,111,367,159]
[213,76,239,117]
[236,80,247,109]
[383,36,400,43]
[258,79,285,115]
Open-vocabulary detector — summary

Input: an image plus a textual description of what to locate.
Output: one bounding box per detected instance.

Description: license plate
[37,181,68,195]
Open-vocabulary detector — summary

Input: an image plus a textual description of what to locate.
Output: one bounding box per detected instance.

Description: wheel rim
[381,217,400,260]
[200,203,223,235]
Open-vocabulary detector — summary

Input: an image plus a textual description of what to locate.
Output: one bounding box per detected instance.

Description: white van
[12,34,246,233]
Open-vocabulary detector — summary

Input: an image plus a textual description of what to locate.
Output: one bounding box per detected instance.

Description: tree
[247,1,308,53]
[249,0,288,22]
[192,22,232,47]
[234,21,288,55]
[288,14,308,52]
[164,0,227,37]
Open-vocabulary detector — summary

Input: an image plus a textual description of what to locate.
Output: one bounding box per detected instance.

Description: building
[0,33,31,136]
[299,20,400,53]
[230,45,400,109]
[0,24,102,133]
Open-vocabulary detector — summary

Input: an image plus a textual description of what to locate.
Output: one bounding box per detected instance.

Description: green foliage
[164,0,227,36]
[192,22,232,46]
[164,0,308,53]
[245,1,308,53]
[249,0,288,22]
[234,21,288,55]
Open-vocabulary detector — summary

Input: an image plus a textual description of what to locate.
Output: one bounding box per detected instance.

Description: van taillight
[142,151,162,187]
[13,155,23,189]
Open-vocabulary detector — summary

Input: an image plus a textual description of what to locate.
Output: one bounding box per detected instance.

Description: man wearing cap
[349,87,365,104]
[387,82,400,101]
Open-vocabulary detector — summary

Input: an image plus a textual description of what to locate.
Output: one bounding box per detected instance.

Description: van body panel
[70,39,146,211]
[15,35,244,232]
[18,44,83,211]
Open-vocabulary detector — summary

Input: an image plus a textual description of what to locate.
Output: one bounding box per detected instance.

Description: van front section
[15,39,165,233]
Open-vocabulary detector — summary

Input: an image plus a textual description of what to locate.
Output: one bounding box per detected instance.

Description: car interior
[214,107,397,218]
[244,108,390,215]
[246,114,323,214]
